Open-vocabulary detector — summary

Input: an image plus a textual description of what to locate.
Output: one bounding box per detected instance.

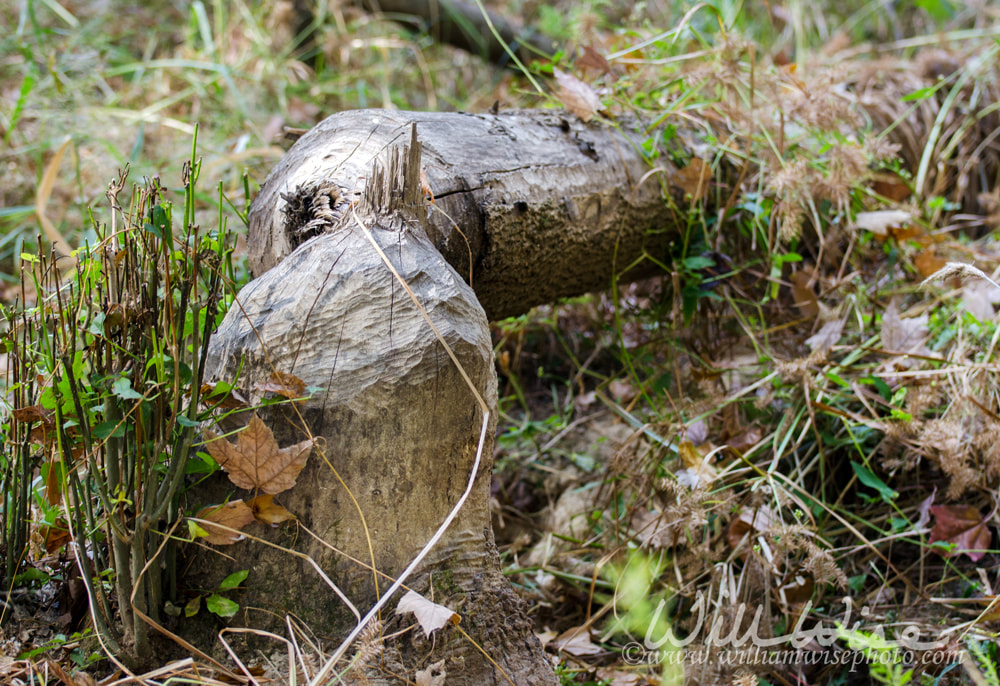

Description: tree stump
[190,110,687,684]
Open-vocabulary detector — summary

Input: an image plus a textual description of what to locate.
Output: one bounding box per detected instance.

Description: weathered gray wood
[249,109,684,320]
[192,128,558,684]
[192,110,699,683]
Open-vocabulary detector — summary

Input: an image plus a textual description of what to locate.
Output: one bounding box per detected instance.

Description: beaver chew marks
[280,182,347,249]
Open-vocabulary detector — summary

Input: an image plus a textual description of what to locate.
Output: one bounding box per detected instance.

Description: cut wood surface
[249,109,694,320]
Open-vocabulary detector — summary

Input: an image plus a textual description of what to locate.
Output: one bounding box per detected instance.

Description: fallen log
[189,109,694,684]
[248,109,690,320]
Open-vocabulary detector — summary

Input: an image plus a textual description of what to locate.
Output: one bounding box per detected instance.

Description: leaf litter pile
[491,32,1000,686]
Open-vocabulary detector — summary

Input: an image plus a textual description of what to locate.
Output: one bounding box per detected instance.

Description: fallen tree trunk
[249,109,691,320]
[356,0,558,66]
[188,110,693,684]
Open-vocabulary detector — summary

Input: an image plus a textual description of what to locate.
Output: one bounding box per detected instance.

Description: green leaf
[176,414,199,427]
[851,461,897,502]
[683,255,715,270]
[92,421,126,439]
[14,568,51,586]
[824,371,849,388]
[187,520,209,540]
[184,595,202,617]
[218,570,248,591]
[863,375,893,402]
[111,377,143,401]
[915,0,956,22]
[148,204,171,242]
[206,593,239,618]
[88,311,107,337]
[902,86,938,102]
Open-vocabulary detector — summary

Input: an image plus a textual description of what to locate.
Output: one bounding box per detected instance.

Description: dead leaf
[633,509,682,548]
[12,405,51,423]
[396,590,460,637]
[535,628,558,648]
[777,573,815,606]
[673,157,711,201]
[727,506,777,551]
[576,45,615,78]
[805,319,844,354]
[201,382,249,410]
[596,668,648,686]
[42,520,71,553]
[961,280,1000,321]
[553,68,602,122]
[415,659,447,686]
[35,136,76,259]
[880,300,929,356]
[248,494,296,525]
[852,210,912,237]
[915,488,936,529]
[253,371,307,399]
[195,500,256,545]
[687,419,708,445]
[203,414,313,494]
[44,454,63,507]
[790,270,820,318]
[871,171,912,202]
[929,505,992,562]
[550,625,603,656]
[675,440,718,488]
[913,247,948,279]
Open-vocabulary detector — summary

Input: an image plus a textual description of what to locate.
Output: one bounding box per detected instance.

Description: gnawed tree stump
[190,110,691,684]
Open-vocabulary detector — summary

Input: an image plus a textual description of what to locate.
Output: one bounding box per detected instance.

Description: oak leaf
[929,505,992,562]
[203,414,313,494]
[195,500,255,545]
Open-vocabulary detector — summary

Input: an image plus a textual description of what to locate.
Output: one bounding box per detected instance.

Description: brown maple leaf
[929,505,992,562]
[253,371,307,400]
[195,500,256,545]
[203,414,313,494]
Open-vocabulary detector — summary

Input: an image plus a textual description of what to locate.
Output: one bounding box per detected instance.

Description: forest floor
[2,0,1000,684]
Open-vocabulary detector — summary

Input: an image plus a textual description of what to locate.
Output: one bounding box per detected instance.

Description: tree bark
[187,110,690,684]
[249,109,687,320]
